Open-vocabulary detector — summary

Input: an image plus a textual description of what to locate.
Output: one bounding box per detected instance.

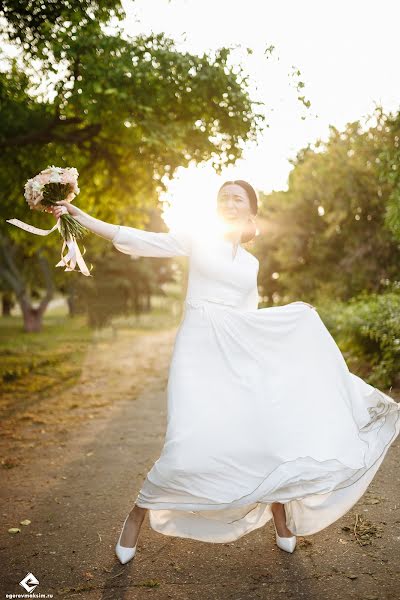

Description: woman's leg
[120,504,148,547]
[271,502,294,537]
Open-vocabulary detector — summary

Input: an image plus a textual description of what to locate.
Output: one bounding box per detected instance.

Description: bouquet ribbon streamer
[6,211,91,276]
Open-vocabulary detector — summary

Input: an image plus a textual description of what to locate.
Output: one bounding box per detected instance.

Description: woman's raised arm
[53,200,118,240]
[52,201,191,258]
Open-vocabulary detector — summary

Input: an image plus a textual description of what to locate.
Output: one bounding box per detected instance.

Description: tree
[254,110,400,305]
[377,109,400,241]
[0,0,266,331]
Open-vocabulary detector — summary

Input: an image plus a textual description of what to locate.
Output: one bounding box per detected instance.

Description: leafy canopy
[0,0,265,239]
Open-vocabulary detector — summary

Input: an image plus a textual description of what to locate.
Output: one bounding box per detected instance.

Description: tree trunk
[2,292,14,316]
[21,304,45,333]
[145,293,151,311]
[67,295,75,316]
[0,237,54,332]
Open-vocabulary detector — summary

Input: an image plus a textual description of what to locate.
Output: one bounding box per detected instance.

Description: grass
[112,306,183,331]
[0,314,92,417]
[0,302,183,419]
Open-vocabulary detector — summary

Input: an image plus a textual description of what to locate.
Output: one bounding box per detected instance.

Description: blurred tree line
[0,0,265,330]
[255,110,400,304]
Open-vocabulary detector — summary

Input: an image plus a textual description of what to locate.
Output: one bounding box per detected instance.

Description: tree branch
[0,116,96,149]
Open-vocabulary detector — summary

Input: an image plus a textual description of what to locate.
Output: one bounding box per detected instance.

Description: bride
[53,179,400,563]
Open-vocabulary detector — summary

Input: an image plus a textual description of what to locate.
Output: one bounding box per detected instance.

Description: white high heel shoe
[272,516,297,553]
[115,514,137,565]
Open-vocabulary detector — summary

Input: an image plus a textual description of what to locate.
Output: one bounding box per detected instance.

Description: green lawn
[0,315,92,417]
[0,304,182,418]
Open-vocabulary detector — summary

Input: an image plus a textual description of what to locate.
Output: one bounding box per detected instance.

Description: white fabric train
[112,224,400,542]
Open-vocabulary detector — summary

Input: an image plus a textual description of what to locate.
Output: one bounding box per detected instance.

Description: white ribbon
[6,216,91,277]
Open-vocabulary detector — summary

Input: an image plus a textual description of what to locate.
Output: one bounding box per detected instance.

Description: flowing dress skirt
[134,299,400,542]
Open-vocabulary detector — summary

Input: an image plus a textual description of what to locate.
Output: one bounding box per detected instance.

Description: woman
[53,180,400,563]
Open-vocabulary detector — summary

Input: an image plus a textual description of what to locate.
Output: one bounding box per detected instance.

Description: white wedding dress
[112,224,400,543]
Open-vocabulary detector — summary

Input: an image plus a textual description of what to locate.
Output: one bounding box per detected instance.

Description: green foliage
[0,6,264,234]
[255,110,400,305]
[0,0,265,321]
[318,288,400,389]
[0,1,125,59]
[0,0,264,318]
[377,110,400,240]
[0,314,91,407]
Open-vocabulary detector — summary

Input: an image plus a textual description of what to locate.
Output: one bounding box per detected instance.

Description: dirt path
[1,327,399,599]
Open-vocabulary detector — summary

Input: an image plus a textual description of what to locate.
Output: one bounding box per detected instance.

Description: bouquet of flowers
[7,166,91,276]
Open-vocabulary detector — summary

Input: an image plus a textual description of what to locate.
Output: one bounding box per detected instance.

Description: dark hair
[217,179,258,243]
[218,179,258,215]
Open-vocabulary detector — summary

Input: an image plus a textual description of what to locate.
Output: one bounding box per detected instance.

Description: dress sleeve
[112,225,192,258]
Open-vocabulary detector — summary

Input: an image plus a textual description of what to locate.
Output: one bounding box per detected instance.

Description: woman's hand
[45,201,118,241]
[42,195,117,240]
[50,200,81,219]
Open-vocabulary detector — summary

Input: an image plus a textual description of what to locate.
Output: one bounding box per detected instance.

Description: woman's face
[216,184,252,229]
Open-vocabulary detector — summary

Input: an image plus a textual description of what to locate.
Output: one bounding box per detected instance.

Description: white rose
[49,168,62,183]
[31,181,43,193]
